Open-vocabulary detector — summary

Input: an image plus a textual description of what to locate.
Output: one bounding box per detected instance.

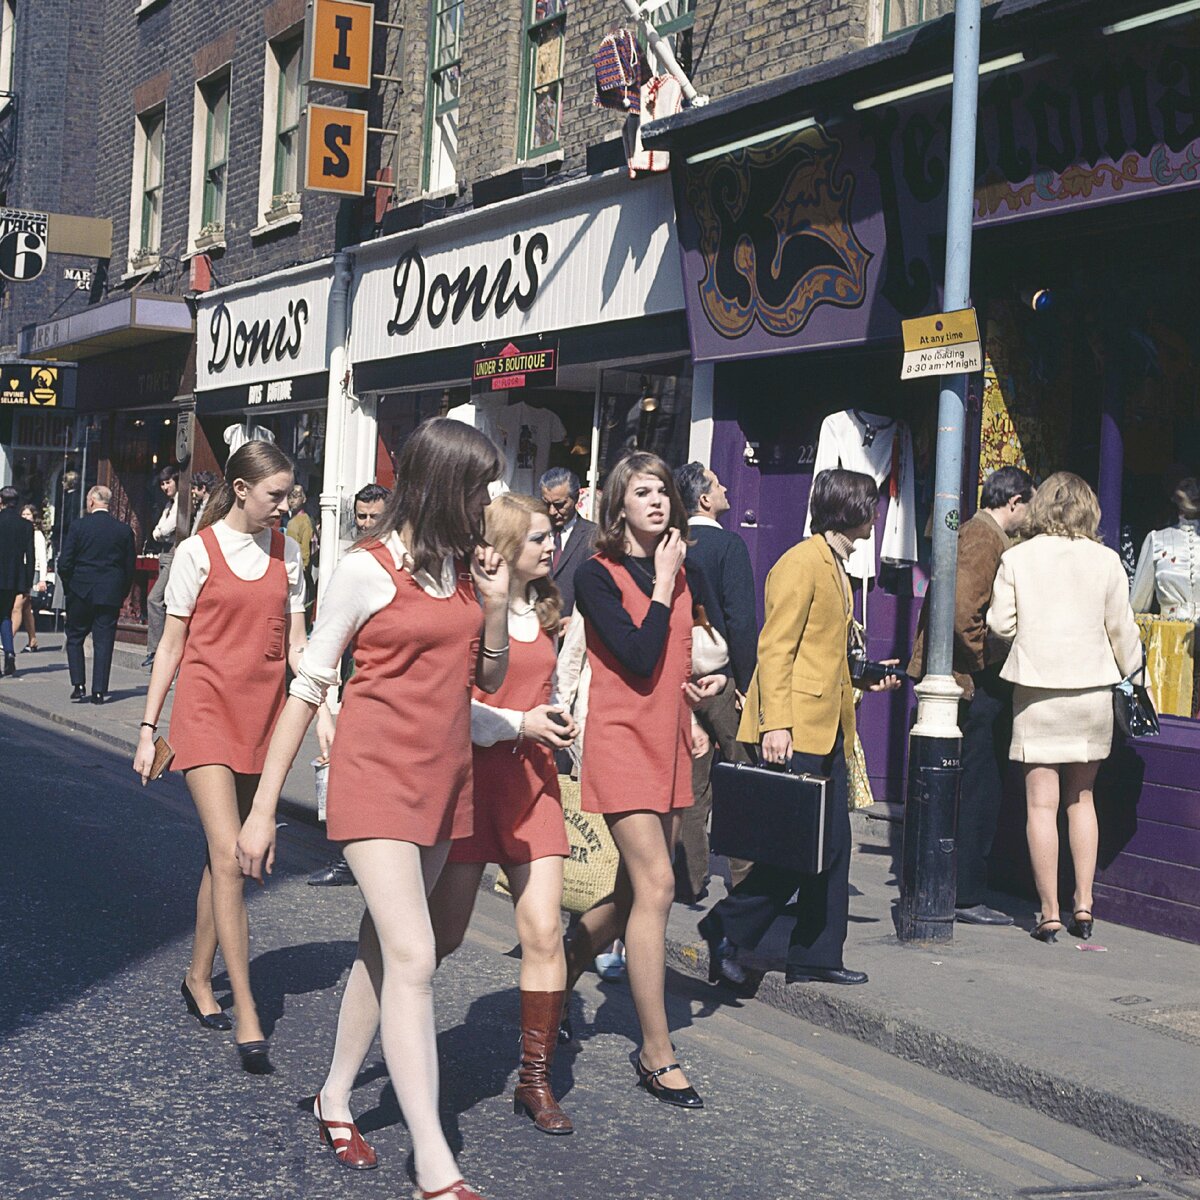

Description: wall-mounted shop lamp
[1101,0,1200,35]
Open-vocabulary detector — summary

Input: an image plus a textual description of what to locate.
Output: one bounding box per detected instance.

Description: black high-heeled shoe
[181,979,232,1031]
[237,1040,273,1075]
[1067,909,1094,940]
[1031,918,1063,944]
[630,1051,704,1109]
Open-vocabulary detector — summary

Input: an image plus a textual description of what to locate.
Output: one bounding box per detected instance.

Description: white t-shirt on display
[446,398,566,494]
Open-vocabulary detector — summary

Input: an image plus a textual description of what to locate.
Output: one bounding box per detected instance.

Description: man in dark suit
[539,467,598,630]
[674,461,760,903]
[0,485,35,678]
[57,485,136,704]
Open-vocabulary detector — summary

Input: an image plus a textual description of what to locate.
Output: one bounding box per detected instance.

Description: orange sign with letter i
[304,105,368,196]
[310,0,375,89]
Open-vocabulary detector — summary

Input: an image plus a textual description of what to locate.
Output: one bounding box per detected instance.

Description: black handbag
[1113,653,1160,739]
[711,756,834,875]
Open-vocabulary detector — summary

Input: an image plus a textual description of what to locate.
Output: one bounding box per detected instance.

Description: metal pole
[898,0,983,944]
[618,0,707,105]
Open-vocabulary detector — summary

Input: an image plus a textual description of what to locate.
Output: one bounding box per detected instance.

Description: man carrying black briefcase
[699,470,902,988]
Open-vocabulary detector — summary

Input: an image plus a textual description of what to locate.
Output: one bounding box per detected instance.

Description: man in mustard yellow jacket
[700,469,901,987]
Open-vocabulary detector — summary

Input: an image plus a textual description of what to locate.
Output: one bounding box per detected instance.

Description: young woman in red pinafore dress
[236,420,509,1200]
[428,493,578,1136]
[133,442,307,1076]
[563,453,725,1111]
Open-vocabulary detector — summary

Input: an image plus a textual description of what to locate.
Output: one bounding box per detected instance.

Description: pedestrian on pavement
[700,469,902,990]
[57,486,136,704]
[142,464,181,670]
[12,503,49,652]
[429,492,578,1136]
[673,461,758,905]
[306,481,391,890]
[0,485,34,678]
[189,471,217,535]
[986,471,1142,945]
[560,451,724,1110]
[132,442,307,1075]
[908,465,1034,926]
[286,484,316,620]
[539,467,598,633]
[235,418,508,1199]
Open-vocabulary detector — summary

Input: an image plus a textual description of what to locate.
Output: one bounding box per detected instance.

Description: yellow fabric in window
[1135,615,1194,719]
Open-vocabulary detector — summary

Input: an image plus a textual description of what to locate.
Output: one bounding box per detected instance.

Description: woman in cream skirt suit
[987,472,1141,944]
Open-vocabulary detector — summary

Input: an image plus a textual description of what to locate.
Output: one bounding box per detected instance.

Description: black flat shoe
[237,1040,273,1075]
[785,966,868,985]
[180,980,232,1031]
[91,692,108,705]
[1031,918,1063,943]
[1067,909,1094,940]
[306,858,356,886]
[630,1052,704,1109]
[955,904,1014,926]
[70,684,86,701]
[698,914,747,986]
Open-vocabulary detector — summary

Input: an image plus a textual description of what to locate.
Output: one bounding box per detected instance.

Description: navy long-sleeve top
[574,555,698,678]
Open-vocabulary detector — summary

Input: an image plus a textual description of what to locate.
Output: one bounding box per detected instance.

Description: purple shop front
[669,25,1200,942]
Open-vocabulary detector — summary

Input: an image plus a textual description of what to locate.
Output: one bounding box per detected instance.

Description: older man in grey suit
[539,467,598,631]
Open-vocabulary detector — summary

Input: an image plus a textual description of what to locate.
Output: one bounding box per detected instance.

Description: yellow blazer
[737,534,856,756]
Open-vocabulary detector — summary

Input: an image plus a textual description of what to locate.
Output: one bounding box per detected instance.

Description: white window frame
[127,104,166,275]
[0,0,15,115]
[254,28,304,236]
[187,66,232,254]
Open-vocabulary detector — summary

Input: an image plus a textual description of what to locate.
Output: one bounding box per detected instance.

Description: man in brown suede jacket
[909,466,1034,925]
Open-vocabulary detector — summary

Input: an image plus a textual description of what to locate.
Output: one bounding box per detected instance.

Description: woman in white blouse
[13,504,48,651]
[987,472,1141,945]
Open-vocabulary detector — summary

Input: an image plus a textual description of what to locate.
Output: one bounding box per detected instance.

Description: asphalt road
[2,707,1194,1200]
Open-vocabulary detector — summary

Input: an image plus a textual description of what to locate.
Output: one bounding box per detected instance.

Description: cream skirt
[1010,685,1114,764]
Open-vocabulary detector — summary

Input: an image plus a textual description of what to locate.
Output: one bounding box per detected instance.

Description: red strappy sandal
[313,1093,378,1170]
[412,1181,488,1199]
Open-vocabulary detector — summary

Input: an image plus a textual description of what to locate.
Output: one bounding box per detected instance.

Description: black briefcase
[711,759,833,875]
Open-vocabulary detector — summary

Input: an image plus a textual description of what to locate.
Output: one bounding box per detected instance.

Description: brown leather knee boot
[513,990,574,1135]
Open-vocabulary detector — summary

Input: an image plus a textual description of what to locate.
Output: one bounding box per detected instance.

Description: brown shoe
[513,990,574,1135]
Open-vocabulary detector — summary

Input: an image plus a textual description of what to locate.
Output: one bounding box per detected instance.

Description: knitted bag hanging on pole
[593,29,645,114]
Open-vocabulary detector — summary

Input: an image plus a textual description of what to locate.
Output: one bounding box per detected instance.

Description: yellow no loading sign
[901,308,982,379]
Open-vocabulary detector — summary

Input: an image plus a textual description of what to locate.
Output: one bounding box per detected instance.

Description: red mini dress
[169,525,289,775]
[581,557,694,814]
[449,629,569,866]
[325,545,482,846]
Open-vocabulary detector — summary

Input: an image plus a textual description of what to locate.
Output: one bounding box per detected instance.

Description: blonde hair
[485,493,561,636]
[1026,471,1101,541]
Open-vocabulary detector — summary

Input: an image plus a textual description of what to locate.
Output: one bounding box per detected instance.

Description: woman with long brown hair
[133,441,307,1074]
[236,419,509,1200]
[562,451,723,1110]
[429,492,578,1136]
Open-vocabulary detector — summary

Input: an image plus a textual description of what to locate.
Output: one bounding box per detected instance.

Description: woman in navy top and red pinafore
[430,493,579,1136]
[133,442,307,1076]
[237,420,509,1200]
[564,452,725,1111]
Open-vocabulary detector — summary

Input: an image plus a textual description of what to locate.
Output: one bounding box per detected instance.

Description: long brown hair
[485,493,562,636]
[594,451,690,559]
[198,442,294,532]
[369,417,504,576]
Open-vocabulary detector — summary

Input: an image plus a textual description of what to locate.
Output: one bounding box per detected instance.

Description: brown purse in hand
[149,735,175,781]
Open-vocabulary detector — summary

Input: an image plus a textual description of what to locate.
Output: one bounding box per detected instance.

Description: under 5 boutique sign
[196,261,332,392]
[472,338,558,393]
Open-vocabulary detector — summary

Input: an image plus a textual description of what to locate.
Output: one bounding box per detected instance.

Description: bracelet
[139,721,157,731]
[513,712,526,753]
[481,642,510,659]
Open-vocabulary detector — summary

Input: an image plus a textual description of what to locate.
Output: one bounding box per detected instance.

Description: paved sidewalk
[4,632,1197,1176]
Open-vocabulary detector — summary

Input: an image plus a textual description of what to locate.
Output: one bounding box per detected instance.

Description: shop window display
[597,363,692,481]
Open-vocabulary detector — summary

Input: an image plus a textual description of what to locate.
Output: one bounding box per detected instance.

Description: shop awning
[642,0,1190,154]
[18,294,194,361]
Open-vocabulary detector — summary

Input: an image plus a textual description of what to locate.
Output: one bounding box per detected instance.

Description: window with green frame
[140,109,165,251]
[201,73,230,228]
[882,0,954,38]
[645,0,695,77]
[424,0,463,191]
[519,0,566,158]
[273,38,302,198]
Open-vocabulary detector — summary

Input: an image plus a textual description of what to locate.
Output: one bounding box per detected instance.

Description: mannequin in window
[1131,478,1200,620]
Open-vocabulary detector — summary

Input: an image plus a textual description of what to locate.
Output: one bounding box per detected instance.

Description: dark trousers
[66,595,120,694]
[0,588,15,657]
[713,731,851,972]
[957,666,1012,907]
[676,678,751,900]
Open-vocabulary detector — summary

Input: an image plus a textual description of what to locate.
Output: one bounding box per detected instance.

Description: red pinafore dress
[325,545,482,845]
[449,629,569,866]
[580,557,694,814]
[169,525,289,775]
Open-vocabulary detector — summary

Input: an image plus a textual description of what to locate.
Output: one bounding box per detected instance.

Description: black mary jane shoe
[70,684,87,702]
[630,1051,704,1110]
[1031,918,1064,944]
[1067,909,1094,941]
[181,979,233,1031]
[237,1040,274,1075]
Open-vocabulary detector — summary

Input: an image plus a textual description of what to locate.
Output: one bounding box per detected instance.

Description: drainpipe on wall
[317,250,354,606]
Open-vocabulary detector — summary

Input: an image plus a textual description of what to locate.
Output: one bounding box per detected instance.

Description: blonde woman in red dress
[563,452,724,1110]
[237,419,509,1200]
[133,442,307,1075]
[429,492,579,1136]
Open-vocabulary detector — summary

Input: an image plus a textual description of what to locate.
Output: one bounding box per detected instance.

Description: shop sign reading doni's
[206,298,308,374]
